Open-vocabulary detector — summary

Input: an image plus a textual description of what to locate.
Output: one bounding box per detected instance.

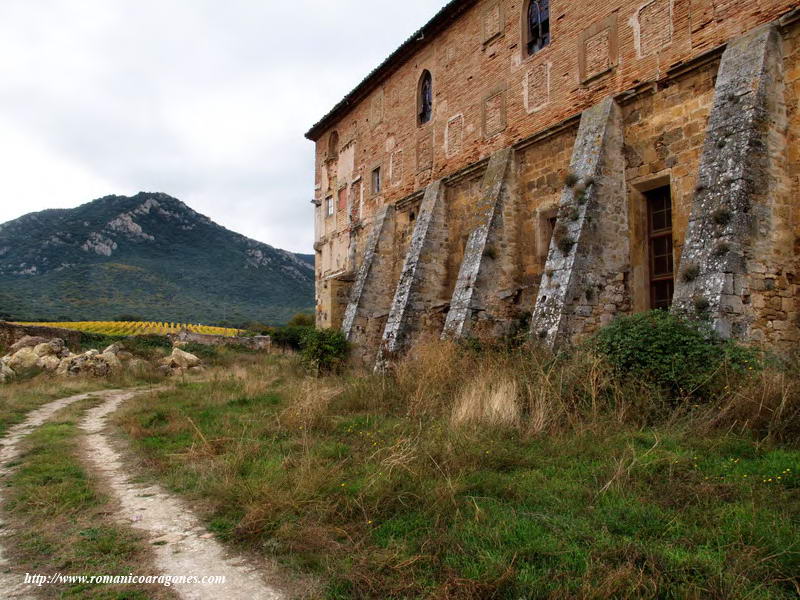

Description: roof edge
[304,0,480,142]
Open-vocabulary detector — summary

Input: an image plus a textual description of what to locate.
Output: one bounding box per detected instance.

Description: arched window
[418,70,433,125]
[328,131,339,159]
[526,0,550,56]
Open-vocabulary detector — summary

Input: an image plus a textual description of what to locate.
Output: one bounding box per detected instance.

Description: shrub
[557,236,575,254]
[121,335,172,354]
[288,313,315,328]
[712,208,732,226]
[592,310,759,399]
[79,332,125,351]
[271,326,313,352]
[563,171,579,187]
[681,263,700,282]
[300,329,349,373]
[114,314,144,322]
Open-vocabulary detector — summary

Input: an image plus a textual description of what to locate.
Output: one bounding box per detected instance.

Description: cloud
[0,0,445,252]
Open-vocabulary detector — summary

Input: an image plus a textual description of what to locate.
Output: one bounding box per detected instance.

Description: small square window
[372,167,382,195]
[325,196,334,217]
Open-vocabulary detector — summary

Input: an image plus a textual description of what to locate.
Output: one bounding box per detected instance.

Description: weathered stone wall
[0,322,82,352]
[312,0,798,328]
[530,98,629,346]
[673,24,792,342]
[167,330,272,351]
[622,58,719,311]
[377,181,449,368]
[311,7,800,366]
[443,148,516,339]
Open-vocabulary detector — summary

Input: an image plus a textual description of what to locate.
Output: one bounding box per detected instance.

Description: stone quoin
[306,0,800,367]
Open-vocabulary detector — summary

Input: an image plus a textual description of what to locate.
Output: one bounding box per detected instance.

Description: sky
[0,0,446,253]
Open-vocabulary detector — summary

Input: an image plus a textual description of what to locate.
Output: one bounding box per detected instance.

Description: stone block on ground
[6,347,41,374]
[9,336,49,354]
[36,355,61,372]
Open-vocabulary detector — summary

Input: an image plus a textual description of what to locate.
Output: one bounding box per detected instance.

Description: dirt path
[0,391,109,599]
[79,390,285,600]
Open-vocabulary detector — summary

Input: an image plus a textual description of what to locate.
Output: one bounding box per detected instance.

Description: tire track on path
[0,390,112,599]
[79,389,285,600]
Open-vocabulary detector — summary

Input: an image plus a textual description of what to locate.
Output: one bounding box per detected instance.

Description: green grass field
[114,350,800,599]
[4,399,176,599]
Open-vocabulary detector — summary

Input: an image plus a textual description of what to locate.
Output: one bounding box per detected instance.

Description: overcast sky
[0,0,445,253]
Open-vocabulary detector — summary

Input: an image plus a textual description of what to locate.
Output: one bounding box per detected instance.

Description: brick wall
[311,1,800,359]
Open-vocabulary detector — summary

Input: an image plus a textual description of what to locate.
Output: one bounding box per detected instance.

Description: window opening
[371,167,382,195]
[418,71,433,125]
[646,186,674,309]
[526,0,551,56]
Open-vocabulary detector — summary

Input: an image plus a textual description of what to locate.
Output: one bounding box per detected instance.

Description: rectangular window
[646,186,674,309]
[527,0,550,56]
[337,187,347,212]
[351,181,362,221]
[325,196,334,217]
[371,167,382,195]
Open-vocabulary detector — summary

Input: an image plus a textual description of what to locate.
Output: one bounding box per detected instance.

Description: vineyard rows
[14,321,241,337]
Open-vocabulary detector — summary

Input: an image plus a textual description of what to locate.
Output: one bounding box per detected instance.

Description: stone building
[305,0,800,367]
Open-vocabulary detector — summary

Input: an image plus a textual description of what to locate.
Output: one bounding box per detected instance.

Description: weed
[564,171,579,187]
[713,242,730,257]
[116,346,800,598]
[713,208,733,226]
[681,263,700,282]
[694,295,710,313]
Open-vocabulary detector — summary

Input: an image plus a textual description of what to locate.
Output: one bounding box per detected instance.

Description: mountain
[0,192,315,325]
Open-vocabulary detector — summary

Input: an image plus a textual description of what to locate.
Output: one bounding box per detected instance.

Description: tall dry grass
[342,338,800,443]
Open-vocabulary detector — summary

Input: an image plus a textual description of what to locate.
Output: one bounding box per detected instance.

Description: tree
[288,313,315,327]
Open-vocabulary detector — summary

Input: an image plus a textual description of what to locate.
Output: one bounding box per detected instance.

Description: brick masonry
[309,2,800,365]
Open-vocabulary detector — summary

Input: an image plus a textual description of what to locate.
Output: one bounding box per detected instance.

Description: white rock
[36,355,61,371]
[8,336,49,354]
[168,348,201,369]
[6,347,40,373]
[98,352,122,371]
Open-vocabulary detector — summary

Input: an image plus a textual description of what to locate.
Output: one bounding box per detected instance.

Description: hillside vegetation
[113,313,800,599]
[0,192,314,325]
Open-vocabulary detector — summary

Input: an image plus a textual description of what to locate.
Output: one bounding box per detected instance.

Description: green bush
[300,328,349,373]
[287,313,315,328]
[79,332,125,352]
[271,326,313,351]
[592,310,760,398]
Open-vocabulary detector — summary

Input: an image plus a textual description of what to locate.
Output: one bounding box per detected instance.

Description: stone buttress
[341,204,396,365]
[442,148,515,339]
[529,97,629,347]
[673,24,788,339]
[376,180,447,369]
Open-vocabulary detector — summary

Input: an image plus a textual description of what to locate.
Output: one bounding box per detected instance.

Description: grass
[0,378,109,438]
[114,345,800,599]
[3,399,177,599]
